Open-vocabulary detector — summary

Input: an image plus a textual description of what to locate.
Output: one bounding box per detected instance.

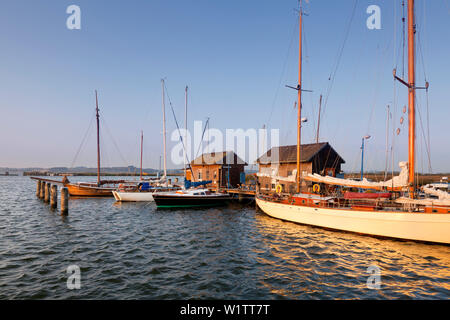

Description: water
[1,176,449,299]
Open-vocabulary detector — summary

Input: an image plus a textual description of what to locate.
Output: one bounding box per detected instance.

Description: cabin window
[289,185,295,193]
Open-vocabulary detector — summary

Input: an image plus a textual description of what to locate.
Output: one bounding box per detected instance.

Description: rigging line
[265,12,298,128]
[416,94,433,172]
[100,117,131,170]
[99,130,110,170]
[402,0,406,78]
[320,0,358,122]
[163,81,193,168]
[70,111,95,168]
[194,118,210,160]
[302,19,316,140]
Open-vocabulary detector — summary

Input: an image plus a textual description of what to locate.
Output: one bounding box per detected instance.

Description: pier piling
[44,182,50,203]
[50,185,57,209]
[39,181,45,199]
[61,187,69,215]
[36,180,41,197]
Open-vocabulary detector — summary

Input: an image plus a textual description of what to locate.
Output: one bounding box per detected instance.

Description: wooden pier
[213,186,256,203]
[32,177,68,214]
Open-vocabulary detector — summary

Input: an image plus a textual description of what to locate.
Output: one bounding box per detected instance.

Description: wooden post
[36,180,41,197]
[61,187,69,215]
[39,181,45,199]
[50,185,58,209]
[44,182,50,203]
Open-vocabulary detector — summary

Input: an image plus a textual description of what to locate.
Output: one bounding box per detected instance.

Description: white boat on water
[256,195,450,245]
[112,181,181,202]
[256,1,450,245]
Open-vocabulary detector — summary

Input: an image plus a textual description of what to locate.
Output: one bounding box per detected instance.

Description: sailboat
[63,90,129,197]
[112,80,181,202]
[256,0,450,244]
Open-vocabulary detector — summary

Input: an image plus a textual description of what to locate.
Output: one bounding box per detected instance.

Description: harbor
[1,175,449,299]
[1,0,450,304]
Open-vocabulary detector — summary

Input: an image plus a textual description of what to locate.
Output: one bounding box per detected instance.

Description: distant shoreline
[21,171,184,177]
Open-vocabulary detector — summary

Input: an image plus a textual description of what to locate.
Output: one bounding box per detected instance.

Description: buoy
[313,184,320,193]
[275,184,282,193]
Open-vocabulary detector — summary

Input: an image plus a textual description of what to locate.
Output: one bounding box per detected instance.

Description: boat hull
[256,197,450,244]
[65,184,114,197]
[112,191,154,202]
[153,194,231,208]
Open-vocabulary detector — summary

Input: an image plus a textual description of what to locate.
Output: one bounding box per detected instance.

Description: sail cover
[303,162,409,191]
[422,184,450,201]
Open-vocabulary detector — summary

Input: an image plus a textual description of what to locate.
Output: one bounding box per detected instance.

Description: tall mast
[296,2,303,194]
[407,0,416,195]
[140,130,143,180]
[95,90,101,186]
[185,86,188,179]
[161,79,168,185]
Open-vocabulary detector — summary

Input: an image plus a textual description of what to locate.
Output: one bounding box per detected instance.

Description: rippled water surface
[1,176,449,299]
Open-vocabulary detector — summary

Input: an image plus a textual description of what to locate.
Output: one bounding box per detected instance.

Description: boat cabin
[256,142,345,193]
[187,151,247,189]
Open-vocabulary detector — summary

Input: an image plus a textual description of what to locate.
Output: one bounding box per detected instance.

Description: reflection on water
[0,176,449,299]
[254,213,450,299]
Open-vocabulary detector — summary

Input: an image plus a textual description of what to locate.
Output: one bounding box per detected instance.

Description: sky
[0,0,449,173]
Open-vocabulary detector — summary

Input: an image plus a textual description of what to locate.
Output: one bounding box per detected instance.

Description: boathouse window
[265,184,269,190]
[213,171,217,179]
[271,184,275,190]
[281,184,285,192]
[206,170,210,180]
[287,170,292,177]
[198,171,202,180]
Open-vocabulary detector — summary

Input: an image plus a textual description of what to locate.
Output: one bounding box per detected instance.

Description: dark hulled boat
[152,189,231,208]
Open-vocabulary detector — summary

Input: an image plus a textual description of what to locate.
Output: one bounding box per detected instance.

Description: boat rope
[70,111,95,169]
[320,0,358,124]
[163,81,195,180]
[100,117,132,172]
[194,118,210,160]
[401,0,406,78]
[265,12,298,129]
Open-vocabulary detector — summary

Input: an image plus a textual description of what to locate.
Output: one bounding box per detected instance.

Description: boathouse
[187,151,248,189]
[256,142,345,193]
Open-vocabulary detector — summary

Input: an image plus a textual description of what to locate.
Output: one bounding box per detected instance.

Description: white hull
[113,191,154,202]
[256,198,450,244]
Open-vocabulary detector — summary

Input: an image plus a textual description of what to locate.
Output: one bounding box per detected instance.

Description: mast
[140,130,143,180]
[407,0,416,195]
[95,90,101,186]
[161,79,168,186]
[185,86,188,180]
[296,2,303,194]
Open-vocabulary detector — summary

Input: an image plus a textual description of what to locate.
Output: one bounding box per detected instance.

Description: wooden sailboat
[64,90,126,197]
[256,0,450,244]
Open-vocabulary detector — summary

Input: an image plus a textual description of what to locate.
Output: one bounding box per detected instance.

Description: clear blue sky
[0,0,449,173]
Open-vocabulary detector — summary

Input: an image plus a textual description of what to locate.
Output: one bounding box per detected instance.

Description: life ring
[313,184,320,193]
[275,184,283,194]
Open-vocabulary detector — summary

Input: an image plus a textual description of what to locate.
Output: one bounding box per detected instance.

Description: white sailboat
[256,0,450,245]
